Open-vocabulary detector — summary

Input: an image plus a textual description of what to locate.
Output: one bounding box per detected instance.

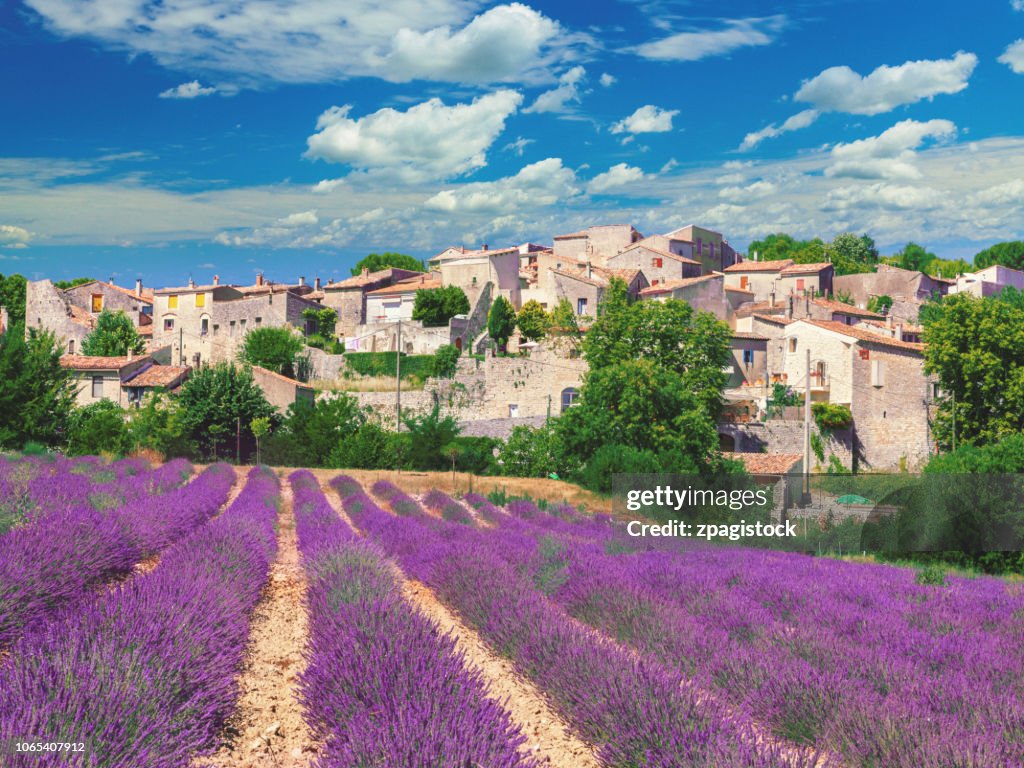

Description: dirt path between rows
[322,481,601,768]
[196,473,315,768]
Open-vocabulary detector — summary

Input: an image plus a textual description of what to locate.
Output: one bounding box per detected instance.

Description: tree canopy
[973,241,1024,271]
[81,309,146,356]
[351,252,425,275]
[923,293,1024,448]
[412,285,469,327]
[238,326,304,378]
[516,299,551,342]
[0,273,27,327]
[0,324,75,448]
[487,296,517,350]
[746,232,877,276]
[66,400,130,456]
[176,362,276,461]
[53,277,95,291]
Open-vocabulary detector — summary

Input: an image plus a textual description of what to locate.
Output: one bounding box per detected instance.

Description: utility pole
[395,319,402,432]
[236,416,241,465]
[179,327,184,366]
[803,347,811,503]
[952,389,957,452]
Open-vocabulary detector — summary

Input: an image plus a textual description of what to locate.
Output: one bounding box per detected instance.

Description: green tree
[487,296,517,351]
[0,273,28,326]
[926,258,970,279]
[238,326,304,378]
[0,324,76,448]
[412,285,470,327]
[432,344,461,378]
[351,252,425,275]
[128,391,191,458]
[894,242,936,272]
[497,424,563,477]
[866,295,893,314]
[516,299,551,341]
[828,232,877,276]
[177,363,276,461]
[402,403,460,471]
[327,421,402,470]
[747,233,803,262]
[66,401,130,456]
[923,293,1024,448]
[251,417,271,465]
[265,394,364,467]
[53,277,95,291]
[973,241,1024,271]
[81,309,146,356]
[549,298,581,346]
[301,306,338,338]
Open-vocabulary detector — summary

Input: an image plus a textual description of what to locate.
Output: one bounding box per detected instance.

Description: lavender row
[0,462,234,648]
[291,472,534,768]
[487,502,1024,766]
[370,479,427,517]
[421,489,474,524]
[333,477,819,768]
[0,466,280,768]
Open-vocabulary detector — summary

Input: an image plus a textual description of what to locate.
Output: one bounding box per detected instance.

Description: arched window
[561,387,579,412]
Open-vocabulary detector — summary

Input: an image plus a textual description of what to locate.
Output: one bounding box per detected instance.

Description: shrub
[238,326,304,378]
[343,352,435,380]
[66,401,131,457]
[812,402,852,431]
[579,443,662,494]
[412,285,469,327]
[915,563,947,586]
[432,344,461,378]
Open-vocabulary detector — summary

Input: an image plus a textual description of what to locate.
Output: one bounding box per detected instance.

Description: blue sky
[2,0,1023,287]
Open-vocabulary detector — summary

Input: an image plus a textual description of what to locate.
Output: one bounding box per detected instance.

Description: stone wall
[718,419,855,471]
[25,280,90,353]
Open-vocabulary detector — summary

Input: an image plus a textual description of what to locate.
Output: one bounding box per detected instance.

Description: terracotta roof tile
[811,298,884,319]
[639,274,720,296]
[724,285,755,293]
[123,365,190,389]
[552,230,587,240]
[325,268,424,290]
[781,262,833,275]
[800,319,925,352]
[60,354,151,371]
[722,452,803,474]
[366,275,442,296]
[751,313,795,325]
[613,242,702,266]
[732,331,768,341]
[724,259,793,273]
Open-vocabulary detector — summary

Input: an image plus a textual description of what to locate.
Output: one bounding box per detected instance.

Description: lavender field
[0,461,1020,767]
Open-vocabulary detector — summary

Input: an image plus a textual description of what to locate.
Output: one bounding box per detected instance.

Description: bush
[497,425,561,478]
[812,402,852,430]
[914,563,947,587]
[239,326,304,378]
[432,344,461,378]
[66,401,130,456]
[578,443,662,494]
[344,352,435,380]
[412,285,470,327]
[328,422,404,470]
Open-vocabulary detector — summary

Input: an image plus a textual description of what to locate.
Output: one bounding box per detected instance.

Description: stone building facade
[318,268,423,337]
[604,243,703,284]
[26,279,154,354]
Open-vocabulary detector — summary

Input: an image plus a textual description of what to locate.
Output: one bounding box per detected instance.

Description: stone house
[152,275,321,367]
[363,273,443,324]
[632,233,697,261]
[60,354,153,407]
[772,319,934,469]
[431,246,521,310]
[947,264,1024,298]
[320,268,424,337]
[662,225,738,273]
[604,243,703,285]
[723,260,794,302]
[833,265,951,322]
[121,364,191,406]
[552,224,644,265]
[250,365,315,413]
[794,296,886,326]
[727,332,768,388]
[638,274,735,320]
[549,268,608,319]
[26,279,154,354]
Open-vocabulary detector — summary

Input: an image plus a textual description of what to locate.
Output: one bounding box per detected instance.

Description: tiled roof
[236,283,307,295]
[638,274,720,296]
[732,331,768,341]
[552,230,587,240]
[250,365,315,390]
[591,266,643,283]
[724,285,755,294]
[154,284,227,295]
[722,452,803,474]
[325,268,413,290]
[751,313,795,326]
[800,319,925,352]
[67,304,96,329]
[781,262,833,275]
[123,365,190,389]
[104,282,155,304]
[724,259,793,273]
[366,274,442,296]
[551,268,608,288]
[60,354,151,371]
[861,318,924,334]
[811,298,884,319]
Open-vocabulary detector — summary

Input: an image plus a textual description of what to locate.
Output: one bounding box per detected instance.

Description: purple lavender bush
[422,488,474,525]
[0,466,280,768]
[297,472,534,767]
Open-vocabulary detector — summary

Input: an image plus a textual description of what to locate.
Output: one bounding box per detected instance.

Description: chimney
[213,274,220,286]
[256,272,264,287]
[769,290,775,308]
[109,275,115,285]
[886,312,893,329]
[804,294,810,316]
[127,349,133,361]
[314,276,321,290]
[135,278,143,297]
[895,322,903,340]
[787,295,794,320]
[298,276,306,287]
[482,243,488,251]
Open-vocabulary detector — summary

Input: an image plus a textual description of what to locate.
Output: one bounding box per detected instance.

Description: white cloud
[423,157,579,212]
[380,4,563,84]
[739,109,819,151]
[0,224,33,248]
[312,178,345,194]
[719,179,777,202]
[1014,0,1024,10]
[599,73,616,87]
[277,210,319,227]
[503,137,536,156]
[998,40,1024,74]
[24,1,569,86]
[524,66,586,114]
[971,179,1024,206]
[822,183,946,212]
[158,81,217,99]
[611,104,679,135]
[825,119,957,180]
[634,16,785,62]
[305,90,523,181]
[795,52,977,115]
[587,163,648,194]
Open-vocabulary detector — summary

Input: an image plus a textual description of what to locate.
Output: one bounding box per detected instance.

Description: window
[164,318,174,331]
[859,348,870,360]
[167,295,178,309]
[91,294,103,313]
[743,349,755,366]
[740,275,749,289]
[213,324,220,336]
[652,257,663,268]
[472,276,478,285]
[508,404,519,418]
[788,338,797,353]
[796,278,805,291]
[229,320,236,336]
[255,317,262,326]
[91,376,103,399]
[871,359,885,387]
[696,238,703,255]
[561,387,579,412]
[709,242,715,260]
[195,293,205,308]
[240,319,247,330]
[577,297,588,315]
[201,318,209,335]
[68,340,75,354]
[652,279,660,285]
